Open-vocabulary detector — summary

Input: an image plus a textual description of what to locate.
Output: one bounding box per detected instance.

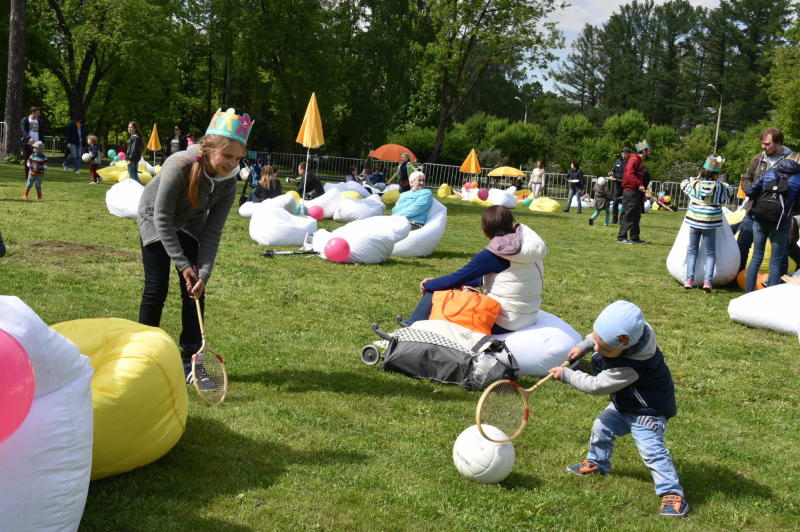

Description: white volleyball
[452,425,515,484]
[82,153,92,162]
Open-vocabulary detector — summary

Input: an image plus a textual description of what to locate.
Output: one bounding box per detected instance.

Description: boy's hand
[566,346,584,362]
[549,366,565,381]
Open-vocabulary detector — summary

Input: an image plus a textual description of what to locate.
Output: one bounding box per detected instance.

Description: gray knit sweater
[138,144,237,281]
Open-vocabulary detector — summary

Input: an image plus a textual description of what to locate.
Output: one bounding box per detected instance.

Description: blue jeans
[564,188,583,213]
[128,160,141,183]
[746,220,790,292]
[406,291,512,335]
[25,173,43,192]
[65,143,81,172]
[685,226,716,283]
[590,208,610,225]
[587,403,684,497]
[736,214,754,272]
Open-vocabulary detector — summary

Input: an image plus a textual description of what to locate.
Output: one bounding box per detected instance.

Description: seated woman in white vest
[402,205,547,334]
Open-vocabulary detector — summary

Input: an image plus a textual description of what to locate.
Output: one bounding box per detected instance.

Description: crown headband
[205,108,254,145]
[703,155,724,172]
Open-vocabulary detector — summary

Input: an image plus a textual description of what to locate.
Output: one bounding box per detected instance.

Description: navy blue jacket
[747,159,800,229]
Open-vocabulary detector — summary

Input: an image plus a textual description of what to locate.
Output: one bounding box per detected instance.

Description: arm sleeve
[560,366,639,395]
[152,175,193,272]
[578,170,585,189]
[423,249,510,292]
[196,180,236,281]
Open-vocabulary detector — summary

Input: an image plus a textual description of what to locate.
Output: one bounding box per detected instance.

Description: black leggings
[138,231,204,357]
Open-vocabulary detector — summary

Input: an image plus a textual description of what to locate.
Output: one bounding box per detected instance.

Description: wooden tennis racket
[475,356,582,443]
[191,297,228,406]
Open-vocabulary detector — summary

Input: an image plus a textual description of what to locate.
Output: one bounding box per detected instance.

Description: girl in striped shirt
[24,141,47,200]
[680,155,735,293]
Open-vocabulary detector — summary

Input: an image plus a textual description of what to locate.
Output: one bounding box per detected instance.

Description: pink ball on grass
[477,188,489,201]
[0,330,35,444]
[308,205,324,221]
[325,237,350,263]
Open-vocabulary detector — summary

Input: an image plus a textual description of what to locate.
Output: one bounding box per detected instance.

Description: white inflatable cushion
[488,188,518,208]
[313,216,411,263]
[666,217,740,285]
[249,206,317,247]
[105,179,144,219]
[0,296,90,397]
[492,311,582,377]
[392,199,448,258]
[728,283,800,335]
[570,194,594,208]
[305,188,341,219]
[324,181,369,197]
[334,194,386,222]
[238,193,296,218]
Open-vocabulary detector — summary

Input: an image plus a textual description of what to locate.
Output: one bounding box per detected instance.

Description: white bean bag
[238,193,296,218]
[105,179,144,219]
[305,188,342,219]
[728,283,800,335]
[324,181,369,197]
[384,184,401,193]
[666,218,740,285]
[0,297,93,532]
[334,194,386,222]
[492,310,582,377]
[313,216,411,263]
[249,206,317,247]
[392,199,448,258]
[487,188,518,208]
[570,195,594,208]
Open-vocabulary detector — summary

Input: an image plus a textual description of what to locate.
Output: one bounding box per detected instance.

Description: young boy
[549,300,689,518]
[87,135,101,184]
[24,141,47,200]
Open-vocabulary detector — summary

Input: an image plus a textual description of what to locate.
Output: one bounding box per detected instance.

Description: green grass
[1,162,798,531]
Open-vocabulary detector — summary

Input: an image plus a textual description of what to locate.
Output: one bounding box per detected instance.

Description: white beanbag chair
[384,184,401,193]
[238,193,297,218]
[488,188,518,208]
[306,188,342,219]
[728,283,800,335]
[492,311,582,377]
[666,218,740,285]
[570,195,594,208]
[334,194,386,223]
[250,206,317,247]
[392,199,448,258]
[105,179,144,219]
[313,216,411,263]
[0,297,93,532]
[324,181,369,197]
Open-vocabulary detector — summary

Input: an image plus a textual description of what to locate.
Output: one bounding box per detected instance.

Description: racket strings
[194,350,227,404]
[477,382,527,439]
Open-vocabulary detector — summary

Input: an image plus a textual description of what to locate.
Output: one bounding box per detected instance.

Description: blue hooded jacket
[747,158,800,228]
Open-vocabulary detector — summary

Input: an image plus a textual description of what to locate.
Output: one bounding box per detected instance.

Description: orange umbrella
[369,144,417,163]
[459,148,481,174]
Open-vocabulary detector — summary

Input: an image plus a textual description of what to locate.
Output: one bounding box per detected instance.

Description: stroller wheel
[360,345,381,366]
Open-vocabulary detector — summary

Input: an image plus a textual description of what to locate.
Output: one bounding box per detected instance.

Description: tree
[2,0,26,158]
[408,0,563,162]
[765,15,800,139]
[553,24,603,109]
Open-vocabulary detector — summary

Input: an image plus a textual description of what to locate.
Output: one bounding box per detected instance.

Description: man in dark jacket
[64,117,87,174]
[617,141,650,244]
[608,148,631,224]
[20,107,45,179]
[288,161,325,200]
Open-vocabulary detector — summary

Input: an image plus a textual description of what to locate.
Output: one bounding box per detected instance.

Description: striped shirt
[681,177,732,229]
[27,153,47,177]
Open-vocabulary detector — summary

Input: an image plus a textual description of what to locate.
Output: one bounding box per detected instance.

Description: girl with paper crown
[137,108,253,380]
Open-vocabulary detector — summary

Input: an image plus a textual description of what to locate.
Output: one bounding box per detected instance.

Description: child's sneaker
[588,217,594,226]
[702,281,712,293]
[683,280,693,290]
[566,460,604,476]
[659,494,689,518]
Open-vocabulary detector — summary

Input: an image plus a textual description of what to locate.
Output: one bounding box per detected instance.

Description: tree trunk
[2,0,26,158]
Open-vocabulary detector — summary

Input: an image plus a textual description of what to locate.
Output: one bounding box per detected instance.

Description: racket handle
[530,359,573,391]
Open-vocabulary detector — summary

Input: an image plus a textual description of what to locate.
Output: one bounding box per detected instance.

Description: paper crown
[635,140,650,152]
[703,155,725,172]
[205,108,254,145]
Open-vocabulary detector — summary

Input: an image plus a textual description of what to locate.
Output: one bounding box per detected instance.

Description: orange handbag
[429,288,501,335]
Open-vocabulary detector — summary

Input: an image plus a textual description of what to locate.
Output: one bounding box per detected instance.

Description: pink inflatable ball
[308,205,324,221]
[477,188,489,201]
[118,152,126,161]
[295,203,309,216]
[463,181,472,190]
[0,329,35,444]
[324,237,350,263]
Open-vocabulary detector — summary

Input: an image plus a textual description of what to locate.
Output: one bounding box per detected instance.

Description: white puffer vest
[484,224,546,330]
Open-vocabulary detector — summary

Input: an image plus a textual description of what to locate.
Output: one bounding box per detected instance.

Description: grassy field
[1,161,798,531]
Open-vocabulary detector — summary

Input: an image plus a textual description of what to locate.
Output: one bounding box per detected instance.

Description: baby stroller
[238,158,263,206]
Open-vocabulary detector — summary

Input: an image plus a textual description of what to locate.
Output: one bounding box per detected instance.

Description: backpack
[380,320,518,391]
[752,175,789,227]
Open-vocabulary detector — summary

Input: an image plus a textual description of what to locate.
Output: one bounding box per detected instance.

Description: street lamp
[707,84,722,155]
[513,96,528,124]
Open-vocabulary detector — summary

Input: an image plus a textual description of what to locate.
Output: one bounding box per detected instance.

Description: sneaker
[684,280,693,290]
[629,239,647,244]
[183,361,193,383]
[192,360,218,391]
[63,165,68,172]
[89,181,96,184]
[617,239,632,244]
[73,170,80,174]
[703,281,712,293]
[603,223,609,226]
[659,494,689,518]
[566,460,604,476]
[588,218,594,226]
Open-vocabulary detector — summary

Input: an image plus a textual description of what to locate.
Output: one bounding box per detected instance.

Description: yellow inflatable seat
[725,208,746,226]
[745,239,797,273]
[382,189,400,205]
[447,194,462,200]
[530,196,561,213]
[50,318,188,480]
[437,183,453,198]
[96,163,152,185]
[469,196,493,207]
[340,190,363,200]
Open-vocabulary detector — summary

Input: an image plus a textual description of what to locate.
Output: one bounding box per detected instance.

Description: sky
[537,0,721,93]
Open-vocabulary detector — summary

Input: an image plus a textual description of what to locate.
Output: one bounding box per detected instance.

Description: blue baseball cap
[593,300,645,350]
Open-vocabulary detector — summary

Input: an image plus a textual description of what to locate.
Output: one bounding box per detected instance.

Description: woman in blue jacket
[391,171,433,229]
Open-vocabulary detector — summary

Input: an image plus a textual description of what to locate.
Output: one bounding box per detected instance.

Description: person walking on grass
[87,135,102,184]
[23,141,47,201]
[617,141,650,244]
[20,107,45,180]
[680,156,734,293]
[609,148,630,224]
[64,116,85,174]
[589,177,611,226]
[549,300,689,518]
[137,108,252,383]
[563,161,586,213]
[126,122,145,183]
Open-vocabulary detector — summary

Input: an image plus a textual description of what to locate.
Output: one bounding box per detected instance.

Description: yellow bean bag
[50,318,188,480]
[745,239,797,273]
[725,208,747,226]
[382,189,400,205]
[340,190,363,200]
[530,196,561,213]
[437,183,453,198]
[287,190,302,204]
[447,194,461,200]
[96,163,152,185]
[470,196,493,207]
